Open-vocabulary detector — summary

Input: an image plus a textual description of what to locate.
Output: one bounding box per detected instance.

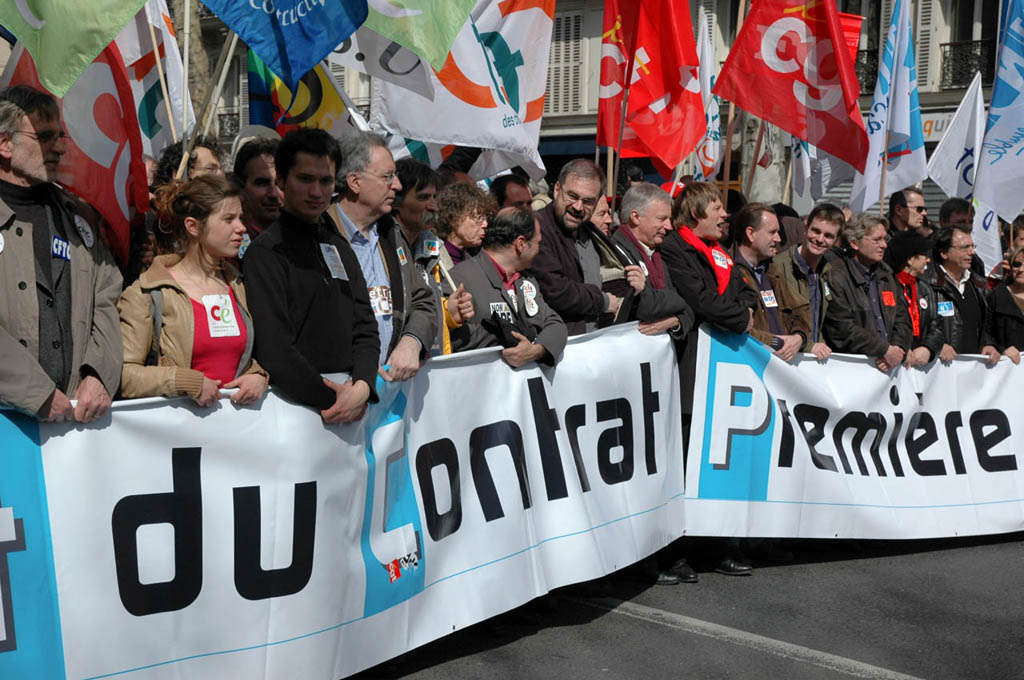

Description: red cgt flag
[597,0,706,171]
[1,43,150,265]
[713,0,868,173]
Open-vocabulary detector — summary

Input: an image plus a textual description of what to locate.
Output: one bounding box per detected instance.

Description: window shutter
[545,11,584,115]
[239,52,249,127]
[916,0,934,91]
[329,61,347,92]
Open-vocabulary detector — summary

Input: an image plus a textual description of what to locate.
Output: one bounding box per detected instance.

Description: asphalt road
[354,533,1024,679]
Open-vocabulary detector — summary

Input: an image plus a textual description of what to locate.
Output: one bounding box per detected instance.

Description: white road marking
[566,597,924,680]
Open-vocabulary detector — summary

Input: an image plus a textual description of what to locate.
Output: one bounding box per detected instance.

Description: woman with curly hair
[117,175,268,406]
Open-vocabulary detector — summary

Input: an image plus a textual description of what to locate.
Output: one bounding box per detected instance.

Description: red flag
[597,0,706,171]
[713,0,868,173]
[1,43,149,265]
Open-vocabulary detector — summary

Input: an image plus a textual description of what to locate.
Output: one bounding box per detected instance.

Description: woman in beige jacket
[118,175,268,405]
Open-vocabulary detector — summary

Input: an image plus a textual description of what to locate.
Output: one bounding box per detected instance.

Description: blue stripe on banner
[0,412,66,679]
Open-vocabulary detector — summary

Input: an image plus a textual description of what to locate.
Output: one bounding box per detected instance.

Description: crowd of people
[3,85,1024,581]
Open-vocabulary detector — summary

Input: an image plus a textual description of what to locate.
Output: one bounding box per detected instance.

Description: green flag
[0,0,147,97]
[364,0,476,71]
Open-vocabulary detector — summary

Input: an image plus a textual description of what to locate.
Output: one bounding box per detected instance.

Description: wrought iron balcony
[855,49,879,94]
[940,40,996,90]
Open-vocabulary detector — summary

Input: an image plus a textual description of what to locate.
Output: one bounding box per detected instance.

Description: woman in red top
[118,175,268,406]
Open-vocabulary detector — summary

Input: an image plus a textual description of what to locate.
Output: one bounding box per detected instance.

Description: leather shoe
[655,570,681,585]
[714,557,753,576]
[667,558,698,583]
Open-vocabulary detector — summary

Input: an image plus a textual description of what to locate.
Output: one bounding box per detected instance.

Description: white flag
[791,137,856,202]
[849,0,927,212]
[692,13,721,182]
[370,0,553,179]
[114,0,195,158]
[927,71,984,200]
[973,0,1024,273]
[328,29,435,101]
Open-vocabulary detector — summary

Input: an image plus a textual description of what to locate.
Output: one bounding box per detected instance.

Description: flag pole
[182,0,190,138]
[671,162,685,194]
[744,119,765,198]
[144,2,178,142]
[175,30,238,179]
[878,130,890,218]
[782,150,794,205]
[612,3,644,213]
[605,147,615,199]
[719,0,749,200]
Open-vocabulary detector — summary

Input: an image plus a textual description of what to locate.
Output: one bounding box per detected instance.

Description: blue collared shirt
[337,206,392,364]
[792,246,822,342]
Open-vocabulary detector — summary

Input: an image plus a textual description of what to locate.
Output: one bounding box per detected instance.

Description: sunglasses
[912,205,927,214]
[18,129,68,146]
[1012,261,1024,269]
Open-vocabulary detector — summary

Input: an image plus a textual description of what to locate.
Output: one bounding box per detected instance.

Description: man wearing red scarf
[611,183,694,338]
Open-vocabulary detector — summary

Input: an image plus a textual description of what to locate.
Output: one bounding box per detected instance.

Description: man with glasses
[928,226,1000,363]
[331,131,437,381]
[0,87,122,422]
[823,214,912,373]
[531,158,622,335]
[888,187,927,234]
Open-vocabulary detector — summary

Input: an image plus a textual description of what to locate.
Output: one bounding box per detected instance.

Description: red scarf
[619,225,666,289]
[896,271,921,338]
[676,225,732,294]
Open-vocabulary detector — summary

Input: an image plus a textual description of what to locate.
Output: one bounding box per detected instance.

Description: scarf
[676,225,732,294]
[619,225,666,289]
[896,271,921,338]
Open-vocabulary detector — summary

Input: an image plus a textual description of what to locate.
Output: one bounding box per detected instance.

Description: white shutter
[545,11,584,115]
[880,0,894,56]
[329,61,347,92]
[916,0,934,91]
[239,52,249,127]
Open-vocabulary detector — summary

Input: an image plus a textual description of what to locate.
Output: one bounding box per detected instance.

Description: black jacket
[660,229,758,413]
[823,255,912,356]
[930,267,993,353]
[243,210,380,410]
[529,202,606,335]
[610,226,694,337]
[986,284,1024,352]
[896,275,944,359]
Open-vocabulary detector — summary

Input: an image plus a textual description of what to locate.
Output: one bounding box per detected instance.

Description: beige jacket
[0,189,123,415]
[118,254,267,399]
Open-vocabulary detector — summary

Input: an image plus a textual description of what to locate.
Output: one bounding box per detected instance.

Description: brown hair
[153,175,242,254]
[435,183,497,240]
[1005,246,1024,284]
[672,181,721,228]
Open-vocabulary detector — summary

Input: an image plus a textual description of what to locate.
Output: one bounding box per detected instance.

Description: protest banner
[686,327,1024,539]
[0,326,684,679]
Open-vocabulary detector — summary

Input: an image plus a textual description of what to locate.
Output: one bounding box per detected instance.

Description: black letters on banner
[233,482,317,600]
[640,362,660,475]
[111,447,202,616]
[527,378,568,502]
[470,421,531,522]
[596,398,634,485]
[971,409,1017,472]
[905,413,946,476]
[416,438,462,542]
[832,412,887,476]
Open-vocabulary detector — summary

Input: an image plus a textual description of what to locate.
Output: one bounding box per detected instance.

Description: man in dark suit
[611,183,694,338]
[330,131,438,382]
[449,208,567,366]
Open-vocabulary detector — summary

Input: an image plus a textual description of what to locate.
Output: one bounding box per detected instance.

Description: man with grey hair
[612,183,694,337]
[531,158,638,335]
[0,88,122,421]
[329,130,437,381]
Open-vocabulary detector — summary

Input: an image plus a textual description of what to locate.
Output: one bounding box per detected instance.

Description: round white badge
[919,298,928,310]
[73,215,94,248]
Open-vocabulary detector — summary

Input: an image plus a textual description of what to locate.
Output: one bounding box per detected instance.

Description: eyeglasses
[362,170,396,185]
[561,188,598,209]
[951,243,976,251]
[17,129,68,146]
[912,205,927,214]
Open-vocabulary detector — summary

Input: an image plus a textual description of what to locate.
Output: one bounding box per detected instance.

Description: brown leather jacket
[118,255,267,399]
[731,247,812,348]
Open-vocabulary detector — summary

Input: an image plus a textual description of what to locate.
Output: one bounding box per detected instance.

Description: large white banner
[686,327,1024,539]
[0,326,683,679]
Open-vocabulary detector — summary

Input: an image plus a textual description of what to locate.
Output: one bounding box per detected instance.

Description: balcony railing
[855,48,879,94]
[940,40,996,90]
[217,111,240,138]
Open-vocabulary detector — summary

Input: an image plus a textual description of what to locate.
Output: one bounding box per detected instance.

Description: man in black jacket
[243,129,379,423]
[929,226,999,364]
[330,131,438,381]
[531,159,633,334]
[823,214,912,372]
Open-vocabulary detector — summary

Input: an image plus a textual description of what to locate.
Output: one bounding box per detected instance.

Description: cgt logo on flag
[0,498,27,653]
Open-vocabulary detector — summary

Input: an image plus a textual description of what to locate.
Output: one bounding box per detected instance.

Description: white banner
[0,325,683,679]
[686,327,1024,539]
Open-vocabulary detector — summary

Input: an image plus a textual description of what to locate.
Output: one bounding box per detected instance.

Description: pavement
[353,533,1024,679]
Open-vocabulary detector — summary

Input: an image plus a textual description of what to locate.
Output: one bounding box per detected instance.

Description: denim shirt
[337,206,392,364]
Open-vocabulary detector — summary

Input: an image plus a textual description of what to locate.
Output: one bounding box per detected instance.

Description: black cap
[887,230,932,272]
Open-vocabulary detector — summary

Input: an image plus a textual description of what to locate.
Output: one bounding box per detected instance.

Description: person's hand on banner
[195,377,223,407]
[905,346,931,368]
[981,345,1001,365]
[73,374,112,422]
[39,388,74,422]
[810,342,832,361]
[875,345,906,372]
[501,332,545,368]
[774,335,804,362]
[321,378,370,423]
[637,317,679,335]
[1005,346,1021,365]
[384,336,423,382]
[223,374,268,405]
[939,344,958,362]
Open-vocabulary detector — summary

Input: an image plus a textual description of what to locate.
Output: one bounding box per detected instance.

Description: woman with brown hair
[987,246,1024,365]
[118,175,268,405]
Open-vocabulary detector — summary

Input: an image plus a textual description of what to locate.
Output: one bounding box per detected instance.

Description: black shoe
[655,570,681,585]
[715,557,753,576]
[667,558,699,583]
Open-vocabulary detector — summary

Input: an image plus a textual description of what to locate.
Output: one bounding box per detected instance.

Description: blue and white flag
[927,71,985,200]
[692,13,721,182]
[973,0,1024,273]
[848,0,926,212]
[200,0,368,93]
